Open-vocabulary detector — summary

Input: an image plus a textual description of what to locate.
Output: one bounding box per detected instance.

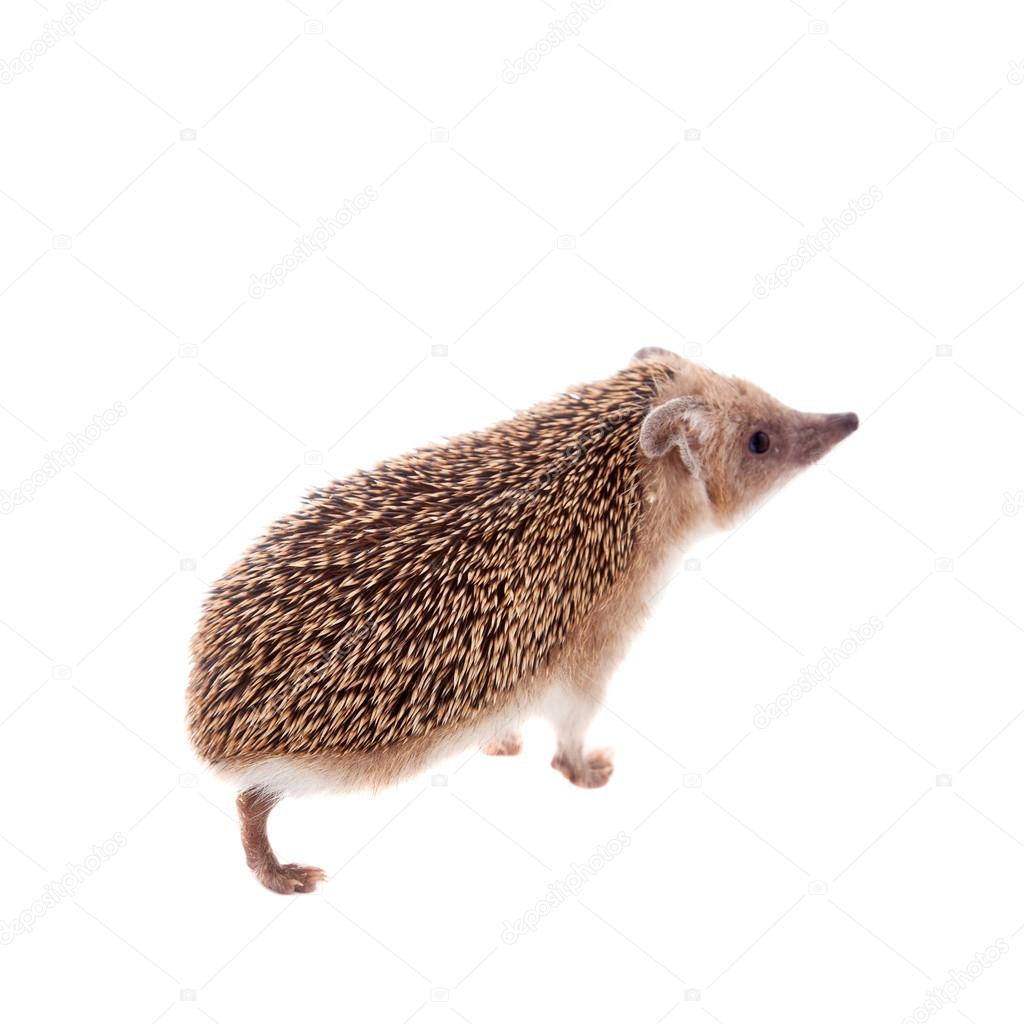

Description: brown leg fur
[236,788,326,894]
[483,731,523,756]
[543,677,615,788]
[551,745,614,788]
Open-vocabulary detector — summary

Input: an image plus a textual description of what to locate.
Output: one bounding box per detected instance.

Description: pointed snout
[826,411,859,438]
[795,410,859,464]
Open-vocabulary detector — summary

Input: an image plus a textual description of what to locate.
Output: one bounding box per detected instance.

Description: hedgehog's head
[634,347,858,527]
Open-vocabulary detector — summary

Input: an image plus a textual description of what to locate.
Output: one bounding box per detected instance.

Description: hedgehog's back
[187,363,670,764]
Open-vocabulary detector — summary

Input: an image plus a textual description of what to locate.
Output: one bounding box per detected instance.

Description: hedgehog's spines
[187,362,675,764]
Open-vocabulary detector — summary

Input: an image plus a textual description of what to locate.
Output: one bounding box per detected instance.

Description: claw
[552,748,614,789]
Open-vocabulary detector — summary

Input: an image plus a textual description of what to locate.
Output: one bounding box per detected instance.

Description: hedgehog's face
[638,356,858,526]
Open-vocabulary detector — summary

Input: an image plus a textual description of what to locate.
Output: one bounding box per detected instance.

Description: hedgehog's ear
[639,397,708,477]
[632,346,683,366]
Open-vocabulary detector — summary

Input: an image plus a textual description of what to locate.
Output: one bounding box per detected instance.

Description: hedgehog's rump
[187,364,672,766]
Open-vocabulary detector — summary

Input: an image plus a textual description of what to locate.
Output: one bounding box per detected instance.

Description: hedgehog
[187,347,858,893]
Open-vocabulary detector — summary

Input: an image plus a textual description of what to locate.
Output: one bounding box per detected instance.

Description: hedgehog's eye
[748,431,770,454]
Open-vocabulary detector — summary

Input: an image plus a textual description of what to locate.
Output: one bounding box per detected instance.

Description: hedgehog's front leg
[482,729,522,756]
[236,788,327,894]
[544,679,614,789]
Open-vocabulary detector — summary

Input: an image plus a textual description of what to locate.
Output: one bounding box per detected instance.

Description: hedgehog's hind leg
[544,679,614,789]
[236,787,326,894]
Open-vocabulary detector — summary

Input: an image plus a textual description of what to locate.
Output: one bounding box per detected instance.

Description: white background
[1,1,1023,1021]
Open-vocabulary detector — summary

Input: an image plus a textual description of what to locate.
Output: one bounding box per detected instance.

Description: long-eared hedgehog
[188,347,858,893]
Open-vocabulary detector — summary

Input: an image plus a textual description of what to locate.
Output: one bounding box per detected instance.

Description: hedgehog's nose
[795,410,859,464]
[829,412,859,436]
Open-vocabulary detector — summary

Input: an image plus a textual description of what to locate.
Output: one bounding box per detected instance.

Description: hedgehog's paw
[483,732,523,756]
[256,862,327,895]
[552,748,614,789]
